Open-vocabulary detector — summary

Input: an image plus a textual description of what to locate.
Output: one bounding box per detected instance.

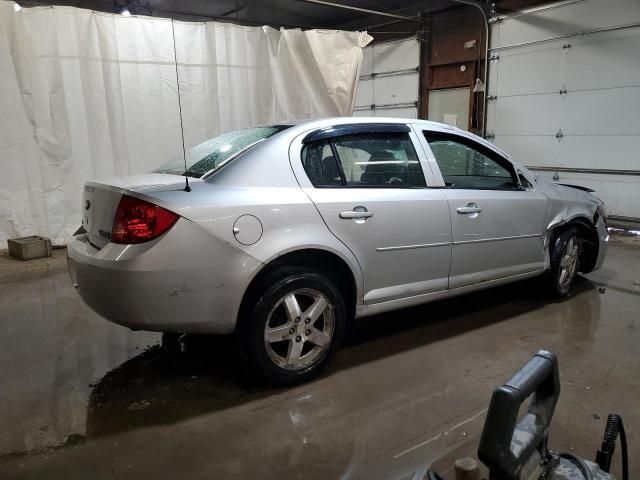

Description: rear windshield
[154,125,291,178]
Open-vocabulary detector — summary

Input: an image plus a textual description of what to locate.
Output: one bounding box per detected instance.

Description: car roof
[208,117,516,188]
[273,117,509,159]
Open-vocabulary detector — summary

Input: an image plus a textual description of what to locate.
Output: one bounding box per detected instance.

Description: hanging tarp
[0,2,372,245]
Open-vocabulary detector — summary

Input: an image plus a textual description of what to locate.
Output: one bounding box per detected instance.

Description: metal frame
[359,67,419,81]
[446,0,490,137]
[353,101,418,112]
[294,0,421,22]
[492,0,589,21]
[419,1,490,135]
[526,166,640,177]
[490,21,640,51]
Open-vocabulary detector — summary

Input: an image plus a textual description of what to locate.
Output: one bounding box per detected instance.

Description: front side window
[425,133,517,190]
[302,132,426,188]
[154,125,290,178]
[518,171,534,189]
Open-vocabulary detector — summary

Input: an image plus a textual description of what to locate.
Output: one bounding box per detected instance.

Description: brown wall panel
[430,62,475,89]
[430,7,485,66]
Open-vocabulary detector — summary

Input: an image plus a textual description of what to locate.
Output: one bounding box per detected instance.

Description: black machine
[430,351,629,480]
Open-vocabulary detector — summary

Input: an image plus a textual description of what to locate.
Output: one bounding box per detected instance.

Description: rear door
[419,130,548,289]
[290,124,452,305]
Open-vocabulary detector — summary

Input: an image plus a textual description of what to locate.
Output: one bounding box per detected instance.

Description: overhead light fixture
[119,6,131,16]
[14,3,22,11]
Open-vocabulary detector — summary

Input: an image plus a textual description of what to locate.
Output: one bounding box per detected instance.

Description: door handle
[457,203,482,214]
[340,208,374,220]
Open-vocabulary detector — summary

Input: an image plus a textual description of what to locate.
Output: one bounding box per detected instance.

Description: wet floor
[0,238,638,479]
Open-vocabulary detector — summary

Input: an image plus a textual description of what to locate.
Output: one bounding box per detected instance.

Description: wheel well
[237,249,358,330]
[550,217,599,273]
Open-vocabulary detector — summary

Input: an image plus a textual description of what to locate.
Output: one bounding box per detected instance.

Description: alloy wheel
[558,237,579,290]
[263,288,335,371]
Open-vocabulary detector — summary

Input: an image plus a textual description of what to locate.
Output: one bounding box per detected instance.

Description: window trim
[302,123,410,145]
[423,131,522,191]
[300,140,344,188]
[301,130,428,189]
[328,141,348,186]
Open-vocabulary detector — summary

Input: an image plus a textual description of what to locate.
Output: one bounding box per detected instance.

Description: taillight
[111,195,179,244]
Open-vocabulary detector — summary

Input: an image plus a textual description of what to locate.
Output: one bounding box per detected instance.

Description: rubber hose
[560,453,594,480]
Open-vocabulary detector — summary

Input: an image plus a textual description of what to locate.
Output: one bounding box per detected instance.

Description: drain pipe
[445,0,492,137]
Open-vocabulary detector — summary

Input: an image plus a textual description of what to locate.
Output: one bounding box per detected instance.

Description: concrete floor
[0,236,638,480]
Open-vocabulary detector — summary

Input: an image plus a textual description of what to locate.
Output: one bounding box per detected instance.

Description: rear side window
[301,141,343,187]
[424,133,517,190]
[302,132,426,188]
[154,125,291,178]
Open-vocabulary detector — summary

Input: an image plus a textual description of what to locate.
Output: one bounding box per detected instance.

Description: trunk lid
[81,174,196,249]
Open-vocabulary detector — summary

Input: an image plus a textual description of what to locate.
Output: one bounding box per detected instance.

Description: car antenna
[171,18,191,192]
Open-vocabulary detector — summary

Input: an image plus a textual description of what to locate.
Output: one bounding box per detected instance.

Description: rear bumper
[67,218,262,334]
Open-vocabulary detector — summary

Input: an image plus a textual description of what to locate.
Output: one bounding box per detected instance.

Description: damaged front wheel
[548,227,582,297]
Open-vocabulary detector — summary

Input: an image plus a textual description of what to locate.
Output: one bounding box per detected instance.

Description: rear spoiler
[559,183,595,193]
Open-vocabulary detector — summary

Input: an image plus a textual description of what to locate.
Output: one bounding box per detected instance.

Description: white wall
[354,37,420,118]
[487,0,640,220]
[0,3,371,245]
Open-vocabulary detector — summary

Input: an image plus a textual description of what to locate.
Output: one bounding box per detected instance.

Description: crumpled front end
[537,178,608,273]
[592,210,609,272]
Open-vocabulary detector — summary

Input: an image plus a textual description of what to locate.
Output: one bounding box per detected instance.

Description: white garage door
[487,0,640,221]
[354,37,419,119]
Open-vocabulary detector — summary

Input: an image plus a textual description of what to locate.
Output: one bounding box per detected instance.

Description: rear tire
[237,266,346,386]
[547,228,582,297]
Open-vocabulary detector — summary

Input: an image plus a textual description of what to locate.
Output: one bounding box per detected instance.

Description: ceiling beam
[294,0,421,23]
[148,6,327,29]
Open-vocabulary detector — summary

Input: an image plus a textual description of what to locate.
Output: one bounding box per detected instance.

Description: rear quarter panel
[140,139,365,304]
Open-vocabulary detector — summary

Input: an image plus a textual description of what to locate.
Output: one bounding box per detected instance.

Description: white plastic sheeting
[0,2,371,245]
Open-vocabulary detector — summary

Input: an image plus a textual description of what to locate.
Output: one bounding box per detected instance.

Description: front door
[421,131,547,289]
[291,124,452,304]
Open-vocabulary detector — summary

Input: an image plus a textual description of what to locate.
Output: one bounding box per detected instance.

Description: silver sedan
[67,118,608,385]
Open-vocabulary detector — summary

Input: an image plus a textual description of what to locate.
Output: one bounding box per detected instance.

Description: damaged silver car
[68,118,608,385]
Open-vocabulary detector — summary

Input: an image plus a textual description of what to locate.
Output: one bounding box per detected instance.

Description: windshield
[154,125,291,178]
